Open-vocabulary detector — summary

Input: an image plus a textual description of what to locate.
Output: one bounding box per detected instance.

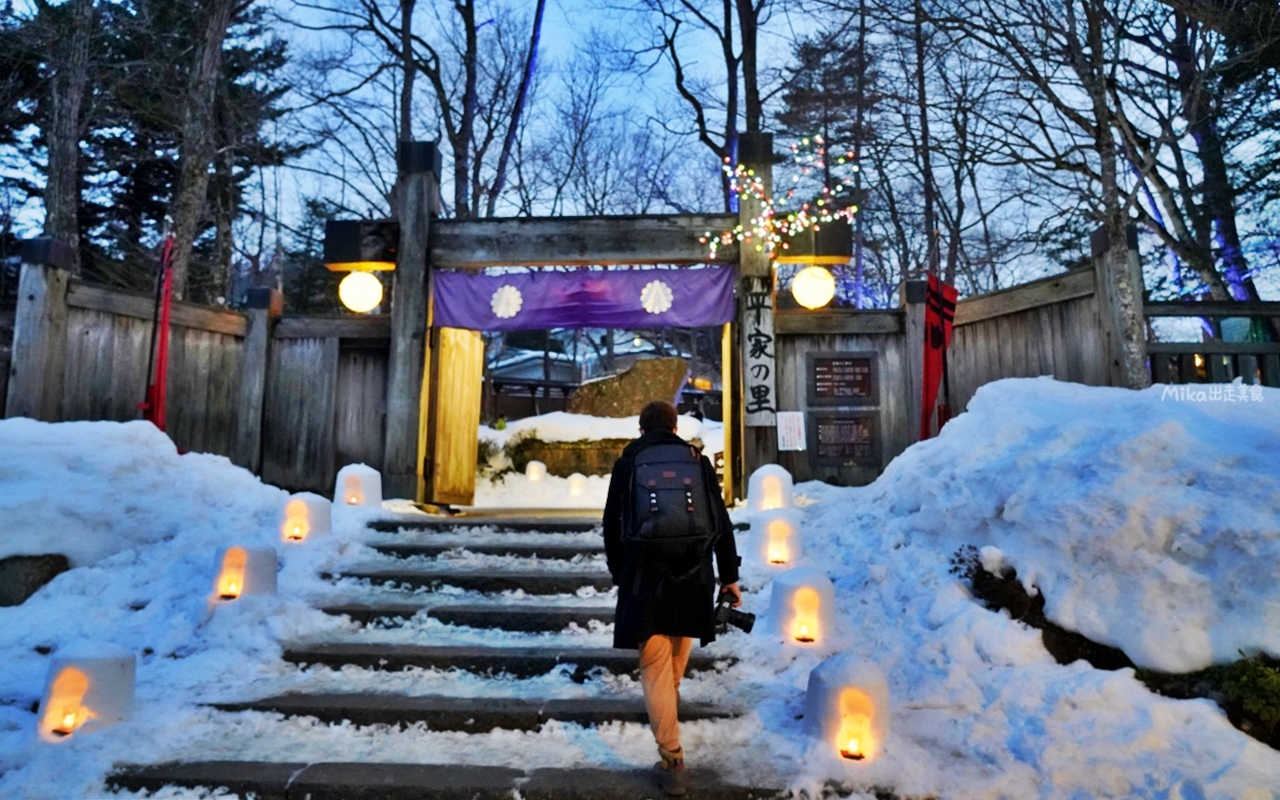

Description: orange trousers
[638,635,694,753]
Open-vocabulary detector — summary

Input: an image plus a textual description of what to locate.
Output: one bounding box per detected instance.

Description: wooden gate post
[736,133,779,488]
[901,280,928,442]
[232,286,281,472]
[6,239,74,422]
[1092,223,1150,389]
[384,142,441,500]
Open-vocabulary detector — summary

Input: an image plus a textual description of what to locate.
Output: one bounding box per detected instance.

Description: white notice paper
[777,411,807,451]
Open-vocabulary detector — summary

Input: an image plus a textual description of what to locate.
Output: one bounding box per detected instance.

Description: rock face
[567,357,688,418]
[0,554,70,606]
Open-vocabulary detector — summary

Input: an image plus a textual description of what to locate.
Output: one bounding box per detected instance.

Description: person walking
[602,400,742,796]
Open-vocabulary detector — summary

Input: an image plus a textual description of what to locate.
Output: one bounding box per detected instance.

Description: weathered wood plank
[954,268,1094,327]
[1237,354,1259,385]
[774,310,903,336]
[429,328,485,506]
[335,343,388,471]
[7,263,70,421]
[274,316,391,340]
[110,316,150,421]
[1143,301,1280,317]
[207,331,240,458]
[262,337,340,493]
[66,282,247,337]
[1261,354,1280,387]
[431,214,739,269]
[1145,342,1280,355]
[1152,352,1172,384]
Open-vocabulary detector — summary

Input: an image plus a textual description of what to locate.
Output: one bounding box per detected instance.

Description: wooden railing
[1144,301,1280,387]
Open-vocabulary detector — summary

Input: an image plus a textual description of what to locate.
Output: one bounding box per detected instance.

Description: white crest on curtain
[640,280,674,314]
[491,285,523,319]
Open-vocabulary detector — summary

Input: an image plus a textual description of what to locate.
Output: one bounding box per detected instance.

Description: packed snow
[0,377,1278,799]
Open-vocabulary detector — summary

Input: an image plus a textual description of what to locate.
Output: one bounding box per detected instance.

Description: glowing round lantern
[212,546,277,601]
[791,266,837,310]
[38,642,135,741]
[338,271,383,313]
[279,492,332,543]
[767,567,836,644]
[748,464,794,512]
[750,509,803,566]
[567,472,588,497]
[804,654,890,762]
[525,460,547,482]
[335,463,382,507]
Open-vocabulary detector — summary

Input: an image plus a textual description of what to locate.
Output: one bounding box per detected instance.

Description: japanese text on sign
[743,279,777,427]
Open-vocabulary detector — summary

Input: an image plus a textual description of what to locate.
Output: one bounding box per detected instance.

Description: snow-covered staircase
[107,513,776,799]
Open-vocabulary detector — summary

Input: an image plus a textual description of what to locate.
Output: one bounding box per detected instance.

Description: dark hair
[639,400,679,433]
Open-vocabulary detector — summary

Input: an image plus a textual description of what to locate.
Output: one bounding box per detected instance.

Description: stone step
[326,569,614,595]
[283,644,728,679]
[370,541,604,561]
[371,515,601,534]
[211,693,737,730]
[108,762,778,800]
[318,604,614,632]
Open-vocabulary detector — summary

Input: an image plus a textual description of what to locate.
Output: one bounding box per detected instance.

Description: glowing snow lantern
[748,464,794,512]
[525,460,548,482]
[279,492,332,543]
[750,509,802,566]
[335,463,382,507]
[767,567,836,645]
[804,654,890,763]
[213,546,277,601]
[37,643,135,741]
[567,472,588,497]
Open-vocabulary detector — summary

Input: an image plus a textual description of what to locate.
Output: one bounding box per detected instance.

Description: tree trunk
[400,0,416,144]
[735,0,761,133]
[914,0,940,279]
[453,0,479,219]
[42,0,93,277]
[486,0,546,217]
[168,0,236,300]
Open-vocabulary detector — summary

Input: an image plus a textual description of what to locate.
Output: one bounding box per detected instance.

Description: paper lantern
[767,567,836,644]
[213,546,277,600]
[748,464,794,512]
[335,463,382,507]
[279,492,332,543]
[338,271,384,313]
[791,266,837,310]
[804,654,890,762]
[567,472,588,497]
[750,509,803,566]
[525,460,547,482]
[37,643,135,741]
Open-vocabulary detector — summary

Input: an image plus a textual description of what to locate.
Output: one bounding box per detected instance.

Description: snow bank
[479,411,713,449]
[823,376,1280,672]
[0,419,287,567]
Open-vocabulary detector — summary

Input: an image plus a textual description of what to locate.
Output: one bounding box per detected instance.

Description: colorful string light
[700,135,860,259]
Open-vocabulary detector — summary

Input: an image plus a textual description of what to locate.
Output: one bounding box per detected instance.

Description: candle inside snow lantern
[279,492,332,543]
[767,567,836,645]
[803,654,890,763]
[335,463,382,507]
[525,460,547,482]
[213,546,277,601]
[38,643,135,742]
[748,464,794,512]
[567,472,588,497]
[750,509,802,566]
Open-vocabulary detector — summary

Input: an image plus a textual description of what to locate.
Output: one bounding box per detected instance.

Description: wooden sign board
[807,412,880,467]
[807,352,878,407]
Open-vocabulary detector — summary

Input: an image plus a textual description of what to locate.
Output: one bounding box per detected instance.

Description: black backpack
[623,441,719,589]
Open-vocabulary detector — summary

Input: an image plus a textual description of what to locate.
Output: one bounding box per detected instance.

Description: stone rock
[0,554,70,606]
[566,357,687,418]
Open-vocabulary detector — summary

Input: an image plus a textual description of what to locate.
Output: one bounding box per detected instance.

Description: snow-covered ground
[0,378,1278,798]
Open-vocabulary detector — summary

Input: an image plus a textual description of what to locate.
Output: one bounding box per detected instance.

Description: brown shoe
[654,746,687,796]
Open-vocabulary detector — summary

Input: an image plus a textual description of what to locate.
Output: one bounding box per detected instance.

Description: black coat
[603,429,741,650]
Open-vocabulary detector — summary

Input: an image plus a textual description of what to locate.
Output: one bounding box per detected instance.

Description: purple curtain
[432,266,736,331]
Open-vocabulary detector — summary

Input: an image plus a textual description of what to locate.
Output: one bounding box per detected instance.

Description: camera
[714,590,756,634]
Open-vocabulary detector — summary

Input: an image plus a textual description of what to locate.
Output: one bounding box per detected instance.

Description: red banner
[920,274,958,440]
[140,236,175,432]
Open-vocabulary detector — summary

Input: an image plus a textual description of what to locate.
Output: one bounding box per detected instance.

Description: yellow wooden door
[421,326,484,506]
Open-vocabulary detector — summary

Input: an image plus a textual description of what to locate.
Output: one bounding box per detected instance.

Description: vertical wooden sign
[743,276,777,427]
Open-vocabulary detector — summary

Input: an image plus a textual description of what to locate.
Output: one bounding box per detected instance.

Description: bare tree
[39,0,93,275]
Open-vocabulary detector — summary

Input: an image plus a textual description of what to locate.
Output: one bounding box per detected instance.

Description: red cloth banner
[920,274,958,440]
[140,236,175,432]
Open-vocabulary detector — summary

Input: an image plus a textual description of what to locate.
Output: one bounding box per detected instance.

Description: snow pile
[479,411,714,450]
[834,376,1280,673]
[0,419,287,567]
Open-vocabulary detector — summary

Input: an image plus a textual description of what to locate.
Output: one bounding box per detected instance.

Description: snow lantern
[336,463,382,507]
[767,567,836,644]
[567,472,588,497]
[525,460,547,482]
[279,492,332,543]
[751,509,803,565]
[748,465,794,512]
[37,643,135,741]
[804,654,890,762]
[212,546,277,600]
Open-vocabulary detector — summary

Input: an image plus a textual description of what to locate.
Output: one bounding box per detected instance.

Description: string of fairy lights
[702,135,860,259]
